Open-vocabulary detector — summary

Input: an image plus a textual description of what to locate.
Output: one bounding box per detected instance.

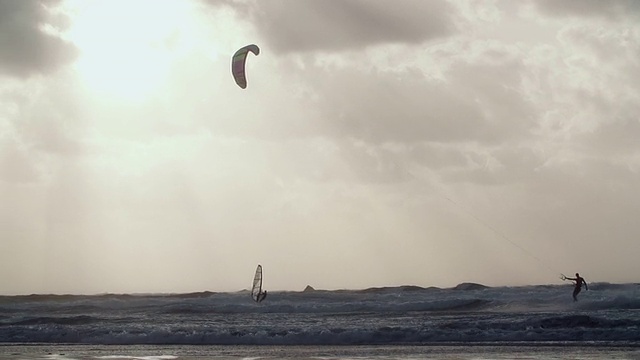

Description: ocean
[1,282,639,359]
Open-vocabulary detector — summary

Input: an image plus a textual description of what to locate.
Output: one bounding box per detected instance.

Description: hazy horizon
[1,0,639,295]
[2,279,635,297]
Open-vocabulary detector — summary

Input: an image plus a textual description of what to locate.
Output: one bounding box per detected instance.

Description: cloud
[284,44,535,178]
[0,136,41,183]
[532,22,640,160]
[202,0,456,53]
[3,0,640,293]
[532,0,640,19]
[0,0,78,77]
[0,73,89,185]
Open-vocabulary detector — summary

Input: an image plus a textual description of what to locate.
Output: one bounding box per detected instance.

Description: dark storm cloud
[202,0,456,53]
[0,0,77,77]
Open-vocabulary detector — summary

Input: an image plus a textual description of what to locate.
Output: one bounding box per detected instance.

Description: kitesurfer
[563,273,588,301]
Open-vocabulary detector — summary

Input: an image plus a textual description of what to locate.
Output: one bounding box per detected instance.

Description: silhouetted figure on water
[562,273,588,301]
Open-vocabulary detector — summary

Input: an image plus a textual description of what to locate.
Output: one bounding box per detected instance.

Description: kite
[231,44,260,89]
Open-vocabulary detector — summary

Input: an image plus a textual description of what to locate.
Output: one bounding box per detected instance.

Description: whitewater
[1,282,639,358]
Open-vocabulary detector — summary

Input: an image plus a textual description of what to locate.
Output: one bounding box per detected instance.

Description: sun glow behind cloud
[63,0,206,102]
[3,0,639,294]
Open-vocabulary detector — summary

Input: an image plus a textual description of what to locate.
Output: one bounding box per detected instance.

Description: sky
[1,0,639,295]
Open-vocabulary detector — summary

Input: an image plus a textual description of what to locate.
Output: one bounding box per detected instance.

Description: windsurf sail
[251,264,263,302]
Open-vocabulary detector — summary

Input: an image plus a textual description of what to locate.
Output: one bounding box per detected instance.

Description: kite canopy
[231,44,260,89]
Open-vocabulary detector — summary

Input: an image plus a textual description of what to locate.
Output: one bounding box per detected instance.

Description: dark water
[1,283,639,347]
[1,344,640,360]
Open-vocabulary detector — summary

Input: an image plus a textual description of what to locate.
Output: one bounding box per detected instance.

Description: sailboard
[251,264,263,302]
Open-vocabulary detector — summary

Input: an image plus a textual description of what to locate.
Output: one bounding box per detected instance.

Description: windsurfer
[257,290,267,303]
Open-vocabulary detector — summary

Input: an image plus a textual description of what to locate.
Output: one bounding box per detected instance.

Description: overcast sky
[1,0,639,295]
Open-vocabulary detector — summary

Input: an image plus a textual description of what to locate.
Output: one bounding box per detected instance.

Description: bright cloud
[1,0,639,294]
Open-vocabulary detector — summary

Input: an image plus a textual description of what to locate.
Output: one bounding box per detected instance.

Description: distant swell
[538,315,640,330]
[1,284,639,345]
[6,315,101,326]
[2,320,640,345]
[581,296,640,311]
[157,298,492,315]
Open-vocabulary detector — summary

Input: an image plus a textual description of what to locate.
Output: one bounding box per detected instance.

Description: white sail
[251,264,262,302]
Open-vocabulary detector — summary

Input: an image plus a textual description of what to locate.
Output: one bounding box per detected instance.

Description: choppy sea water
[1,283,639,358]
[1,344,640,360]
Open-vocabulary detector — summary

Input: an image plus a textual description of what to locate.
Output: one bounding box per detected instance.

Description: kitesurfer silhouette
[563,273,588,301]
